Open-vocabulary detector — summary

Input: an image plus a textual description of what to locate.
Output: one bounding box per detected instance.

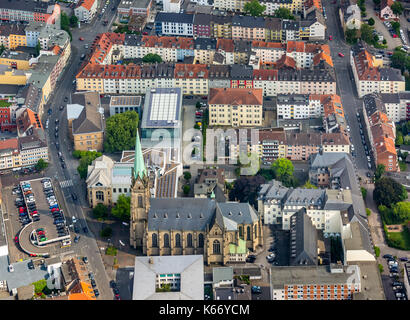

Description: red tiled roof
[209,88,263,105]
[253,69,278,80]
[216,39,234,52]
[141,36,194,50]
[252,41,284,49]
[78,0,96,11]
[322,94,344,118]
[354,49,380,81]
[313,51,333,67]
[275,55,297,69]
[174,64,208,79]
[77,63,141,79]
[0,138,18,152]
[286,41,305,53]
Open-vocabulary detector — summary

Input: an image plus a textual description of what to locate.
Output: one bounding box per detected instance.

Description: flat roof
[270,265,361,289]
[142,88,182,128]
[110,95,142,107]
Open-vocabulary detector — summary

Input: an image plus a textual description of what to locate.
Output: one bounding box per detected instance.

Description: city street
[36,1,122,300]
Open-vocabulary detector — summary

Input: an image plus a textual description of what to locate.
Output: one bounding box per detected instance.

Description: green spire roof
[133,131,147,180]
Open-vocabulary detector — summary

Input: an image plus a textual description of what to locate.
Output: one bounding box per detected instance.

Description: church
[129,133,264,265]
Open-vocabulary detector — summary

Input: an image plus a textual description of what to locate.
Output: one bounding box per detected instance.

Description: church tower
[130,131,150,251]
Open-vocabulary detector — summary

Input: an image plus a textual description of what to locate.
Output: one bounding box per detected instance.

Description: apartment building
[363,93,398,172]
[155,12,194,36]
[0,23,26,49]
[0,128,47,171]
[277,94,322,119]
[193,38,217,64]
[75,0,98,23]
[208,88,263,127]
[232,16,266,41]
[0,1,60,24]
[339,1,362,31]
[174,64,209,95]
[379,92,410,122]
[193,13,212,38]
[211,15,233,39]
[213,0,304,14]
[351,43,405,98]
[271,265,361,300]
[0,50,33,70]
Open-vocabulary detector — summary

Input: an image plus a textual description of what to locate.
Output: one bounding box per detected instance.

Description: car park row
[382,254,408,300]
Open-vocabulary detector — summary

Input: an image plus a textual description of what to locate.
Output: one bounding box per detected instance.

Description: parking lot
[2,178,71,262]
[380,255,408,300]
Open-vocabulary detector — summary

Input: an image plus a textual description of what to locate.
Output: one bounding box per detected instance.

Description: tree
[360,23,374,44]
[0,44,5,55]
[35,159,48,171]
[194,124,200,130]
[183,171,191,181]
[272,158,294,186]
[391,21,400,35]
[373,0,380,5]
[73,151,102,179]
[111,195,131,221]
[368,18,375,26]
[383,39,387,45]
[392,202,410,222]
[35,41,41,56]
[302,181,318,189]
[93,203,108,220]
[69,15,78,27]
[373,177,407,207]
[142,53,163,63]
[345,28,358,45]
[375,164,385,180]
[183,184,190,195]
[229,175,266,207]
[361,187,367,200]
[374,246,380,257]
[100,227,113,238]
[273,7,295,20]
[244,0,266,16]
[60,13,72,41]
[104,111,139,153]
[196,101,202,108]
[391,1,404,16]
[396,132,404,145]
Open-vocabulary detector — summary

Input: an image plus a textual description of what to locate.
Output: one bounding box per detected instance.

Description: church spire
[133,130,147,180]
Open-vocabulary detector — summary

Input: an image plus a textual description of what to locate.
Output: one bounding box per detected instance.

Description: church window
[187,233,193,247]
[96,191,104,201]
[175,233,181,247]
[239,226,243,238]
[164,233,170,247]
[152,233,158,247]
[138,195,143,208]
[213,240,221,254]
[254,225,257,238]
[198,234,204,247]
[247,226,251,240]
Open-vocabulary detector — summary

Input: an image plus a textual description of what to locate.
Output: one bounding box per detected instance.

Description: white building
[74,0,98,23]
[277,94,322,120]
[162,0,182,12]
[132,255,204,300]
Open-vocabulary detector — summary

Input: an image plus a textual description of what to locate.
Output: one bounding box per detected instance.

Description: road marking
[60,179,74,188]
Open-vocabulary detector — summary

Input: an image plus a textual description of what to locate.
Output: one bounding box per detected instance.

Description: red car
[14,236,19,244]
[329,35,333,41]
[51,208,59,212]
[393,34,398,38]
[31,210,38,215]
[143,32,148,35]
[37,231,45,236]
[29,254,37,257]
[19,207,25,213]
[195,112,203,116]
[338,52,345,57]
[202,96,207,100]
[79,37,84,41]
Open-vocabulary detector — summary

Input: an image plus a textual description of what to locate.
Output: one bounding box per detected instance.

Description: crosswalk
[59,179,74,188]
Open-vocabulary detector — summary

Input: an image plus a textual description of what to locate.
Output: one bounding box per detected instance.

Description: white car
[8,265,14,272]
[72,216,77,224]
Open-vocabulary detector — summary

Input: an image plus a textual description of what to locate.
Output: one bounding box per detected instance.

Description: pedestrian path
[59,179,73,188]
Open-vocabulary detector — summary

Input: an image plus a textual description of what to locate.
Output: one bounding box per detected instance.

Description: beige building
[208,88,263,127]
[71,92,104,152]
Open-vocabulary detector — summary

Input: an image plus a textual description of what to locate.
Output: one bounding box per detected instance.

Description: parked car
[83,256,88,264]
[251,286,261,294]
[400,257,408,262]
[383,254,394,259]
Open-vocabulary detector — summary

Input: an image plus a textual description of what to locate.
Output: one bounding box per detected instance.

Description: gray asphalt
[39,0,121,300]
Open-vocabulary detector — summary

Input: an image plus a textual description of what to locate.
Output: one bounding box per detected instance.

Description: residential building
[155,12,194,36]
[75,0,98,23]
[380,0,396,20]
[0,138,20,170]
[18,129,48,168]
[351,43,405,98]
[0,23,26,49]
[277,94,322,119]
[270,265,361,300]
[70,92,104,152]
[379,92,410,122]
[232,16,266,41]
[0,50,34,70]
[163,0,183,13]
[339,1,361,31]
[208,88,263,127]
[130,134,263,264]
[193,13,212,38]
[132,255,204,300]
[0,2,60,24]
[363,93,398,172]
[194,168,226,201]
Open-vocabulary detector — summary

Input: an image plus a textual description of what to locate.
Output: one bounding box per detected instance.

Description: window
[254,225,257,238]
[96,191,104,201]
[152,233,158,247]
[138,195,143,208]
[246,226,251,240]
[198,233,204,247]
[175,233,181,247]
[213,240,221,254]
[187,233,193,247]
[164,234,170,247]
[239,226,243,238]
